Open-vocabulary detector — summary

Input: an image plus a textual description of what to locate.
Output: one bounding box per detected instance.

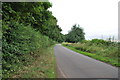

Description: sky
[49,0,119,40]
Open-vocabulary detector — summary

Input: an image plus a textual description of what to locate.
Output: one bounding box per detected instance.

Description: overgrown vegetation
[2,2,63,78]
[0,24,1,78]
[10,46,56,78]
[63,39,119,67]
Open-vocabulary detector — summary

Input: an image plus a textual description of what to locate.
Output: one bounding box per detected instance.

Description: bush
[2,21,55,77]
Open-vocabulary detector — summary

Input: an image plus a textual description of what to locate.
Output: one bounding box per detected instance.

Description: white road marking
[57,64,68,78]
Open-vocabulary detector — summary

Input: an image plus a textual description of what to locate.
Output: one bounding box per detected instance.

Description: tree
[2,2,64,42]
[2,2,65,76]
[66,24,85,43]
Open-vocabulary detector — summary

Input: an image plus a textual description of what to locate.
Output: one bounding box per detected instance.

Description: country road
[54,44,118,78]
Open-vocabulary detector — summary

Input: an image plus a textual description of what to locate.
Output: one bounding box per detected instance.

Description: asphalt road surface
[54,44,118,78]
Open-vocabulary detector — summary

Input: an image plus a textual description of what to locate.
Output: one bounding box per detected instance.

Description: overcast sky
[49,0,119,40]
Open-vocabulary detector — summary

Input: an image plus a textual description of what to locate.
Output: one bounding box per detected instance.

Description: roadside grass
[0,52,1,78]
[0,65,1,78]
[9,46,56,78]
[0,28,1,78]
[62,44,119,67]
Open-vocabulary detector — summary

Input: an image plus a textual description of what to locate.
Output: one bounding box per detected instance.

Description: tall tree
[66,24,85,43]
[2,2,65,76]
[2,2,64,42]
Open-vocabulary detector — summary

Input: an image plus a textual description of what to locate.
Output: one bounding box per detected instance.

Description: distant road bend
[54,44,118,78]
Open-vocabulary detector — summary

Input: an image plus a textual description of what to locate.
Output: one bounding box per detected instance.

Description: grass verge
[8,46,56,78]
[62,44,119,67]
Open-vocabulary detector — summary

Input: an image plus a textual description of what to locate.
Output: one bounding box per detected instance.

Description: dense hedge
[2,2,61,77]
[2,21,55,76]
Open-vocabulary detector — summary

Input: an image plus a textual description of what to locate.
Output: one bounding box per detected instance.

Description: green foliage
[63,42,119,67]
[2,2,63,78]
[91,39,112,46]
[68,39,118,58]
[65,24,85,43]
[2,2,63,43]
[2,22,55,77]
[10,46,56,78]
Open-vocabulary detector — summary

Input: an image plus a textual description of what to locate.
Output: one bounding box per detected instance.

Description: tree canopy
[65,24,85,43]
[2,2,64,43]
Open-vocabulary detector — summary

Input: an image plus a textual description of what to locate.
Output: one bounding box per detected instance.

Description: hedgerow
[2,2,65,77]
[2,21,55,77]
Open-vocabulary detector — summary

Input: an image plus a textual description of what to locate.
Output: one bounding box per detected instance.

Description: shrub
[2,21,55,77]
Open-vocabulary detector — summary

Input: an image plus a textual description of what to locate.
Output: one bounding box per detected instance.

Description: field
[63,39,119,67]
